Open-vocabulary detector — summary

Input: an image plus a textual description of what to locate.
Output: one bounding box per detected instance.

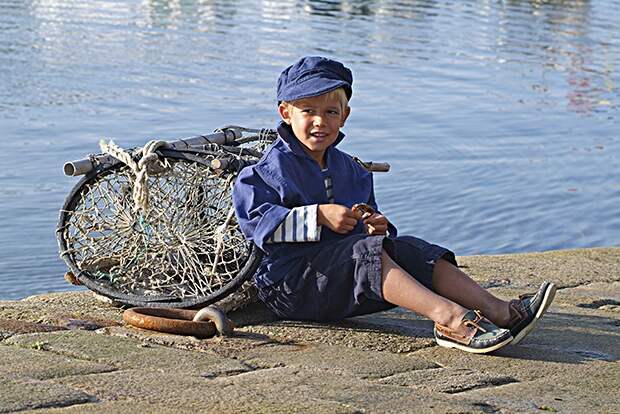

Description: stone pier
[1,247,618,413]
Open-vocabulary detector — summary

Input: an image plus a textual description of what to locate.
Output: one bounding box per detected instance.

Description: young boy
[232,56,556,354]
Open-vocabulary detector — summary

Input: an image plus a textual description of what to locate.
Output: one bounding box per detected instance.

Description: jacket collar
[276,121,345,164]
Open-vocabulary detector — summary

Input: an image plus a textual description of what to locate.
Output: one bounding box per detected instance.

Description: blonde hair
[282,87,349,112]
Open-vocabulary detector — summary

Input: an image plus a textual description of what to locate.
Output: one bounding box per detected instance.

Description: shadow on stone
[231,304,619,365]
[493,311,619,364]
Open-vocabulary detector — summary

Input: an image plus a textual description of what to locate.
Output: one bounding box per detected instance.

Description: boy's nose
[313,115,325,126]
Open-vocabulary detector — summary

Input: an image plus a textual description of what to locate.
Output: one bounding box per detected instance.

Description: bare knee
[380,248,400,280]
[432,257,457,283]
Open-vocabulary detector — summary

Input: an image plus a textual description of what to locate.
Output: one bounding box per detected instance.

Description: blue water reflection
[0,0,618,299]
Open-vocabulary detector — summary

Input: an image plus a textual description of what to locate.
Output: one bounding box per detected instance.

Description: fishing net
[58,129,274,307]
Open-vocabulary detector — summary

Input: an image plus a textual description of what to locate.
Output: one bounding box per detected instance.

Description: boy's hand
[363,213,389,235]
[351,203,375,220]
[317,204,358,234]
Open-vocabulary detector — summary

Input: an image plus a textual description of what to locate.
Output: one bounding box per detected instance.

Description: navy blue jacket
[232,122,397,288]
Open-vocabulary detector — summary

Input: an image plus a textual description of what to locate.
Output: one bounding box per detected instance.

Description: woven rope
[99,139,169,212]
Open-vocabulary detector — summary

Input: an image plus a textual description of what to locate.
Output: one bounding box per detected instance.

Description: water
[1,0,618,300]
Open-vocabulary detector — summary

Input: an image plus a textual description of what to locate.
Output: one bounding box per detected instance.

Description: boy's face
[279,94,350,166]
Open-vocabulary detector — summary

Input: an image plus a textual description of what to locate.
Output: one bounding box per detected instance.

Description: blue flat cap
[276,56,353,104]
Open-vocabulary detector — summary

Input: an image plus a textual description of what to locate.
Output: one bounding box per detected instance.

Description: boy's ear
[340,105,351,127]
[278,103,292,125]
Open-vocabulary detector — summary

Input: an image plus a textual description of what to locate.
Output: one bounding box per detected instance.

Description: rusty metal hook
[122,306,234,338]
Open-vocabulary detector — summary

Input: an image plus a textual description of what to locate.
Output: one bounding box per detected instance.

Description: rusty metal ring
[123,307,232,338]
[192,306,234,336]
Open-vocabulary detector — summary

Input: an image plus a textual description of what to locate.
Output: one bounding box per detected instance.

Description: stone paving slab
[204,365,482,414]
[415,337,618,384]
[21,402,204,414]
[0,292,123,328]
[0,377,96,413]
[98,325,438,379]
[53,365,486,413]
[521,310,619,362]
[0,247,618,413]
[557,280,620,310]
[4,329,251,375]
[0,319,67,341]
[51,367,366,413]
[229,341,440,379]
[23,401,356,414]
[239,312,436,354]
[455,372,620,413]
[458,247,620,289]
[375,366,518,394]
[0,344,115,381]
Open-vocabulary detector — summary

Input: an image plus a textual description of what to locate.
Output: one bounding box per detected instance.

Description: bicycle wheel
[57,149,262,308]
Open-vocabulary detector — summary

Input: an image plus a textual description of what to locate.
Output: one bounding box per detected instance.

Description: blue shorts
[257,234,456,321]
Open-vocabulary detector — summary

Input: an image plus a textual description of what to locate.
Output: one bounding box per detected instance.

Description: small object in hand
[352,203,375,220]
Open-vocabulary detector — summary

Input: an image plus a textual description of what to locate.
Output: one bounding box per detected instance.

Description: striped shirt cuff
[267,204,322,243]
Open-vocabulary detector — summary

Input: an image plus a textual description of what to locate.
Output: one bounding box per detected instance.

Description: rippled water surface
[1,0,618,299]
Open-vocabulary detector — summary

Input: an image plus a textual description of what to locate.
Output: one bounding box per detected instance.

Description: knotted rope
[99,139,169,212]
[210,176,236,276]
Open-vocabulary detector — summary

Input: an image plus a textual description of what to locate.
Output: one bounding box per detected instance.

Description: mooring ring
[122,306,233,338]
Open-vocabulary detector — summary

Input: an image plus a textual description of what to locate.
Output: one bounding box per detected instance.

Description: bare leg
[381,250,469,333]
[432,258,511,327]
